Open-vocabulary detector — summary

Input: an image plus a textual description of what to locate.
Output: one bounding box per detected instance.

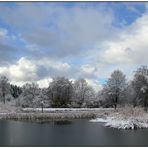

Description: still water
[0,119,148,146]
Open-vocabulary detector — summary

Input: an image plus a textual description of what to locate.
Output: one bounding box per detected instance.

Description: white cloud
[0,28,8,38]
[10,57,37,81]
[37,77,52,88]
[0,56,103,90]
[100,12,148,66]
[86,78,102,92]
[81,64,95,74]
[0,57,38,82]
[37,57,71,71]
[0,57,72,88]
[0,3,148,91]
[0,3,116,59]
[82,11,148,81]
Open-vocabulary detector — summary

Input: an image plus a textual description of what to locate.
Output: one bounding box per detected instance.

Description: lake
[0,119,148,146]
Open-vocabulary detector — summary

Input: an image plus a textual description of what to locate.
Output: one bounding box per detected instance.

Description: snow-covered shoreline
[22,108,113,112]
[0,112,96,120]
[0,107,113,121]
[2,105,148,130]
[90,107,148,130]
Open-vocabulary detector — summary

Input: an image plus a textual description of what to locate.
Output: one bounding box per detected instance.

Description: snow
[22,108,113,112]
[0,105,113,121]
[89,107,148,130]
[105,115,148,129]
[90,118,108,123]
[0,111,97,120]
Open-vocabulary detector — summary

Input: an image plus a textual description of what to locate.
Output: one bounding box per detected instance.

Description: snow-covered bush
[117,106,146,118]
[91,106,148,130]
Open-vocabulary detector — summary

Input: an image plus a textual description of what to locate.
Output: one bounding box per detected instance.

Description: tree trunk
[114,103,117,110]
[114,95,118,110]
[41,103,43,113]
[3,92,5,104]
[41,106,43,113]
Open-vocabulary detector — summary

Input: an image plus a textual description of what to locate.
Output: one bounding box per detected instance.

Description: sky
[0,2,147,91]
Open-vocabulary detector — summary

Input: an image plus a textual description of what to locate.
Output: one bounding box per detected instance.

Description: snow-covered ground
[0,103,21,113]
[22,108,113,112]
[90,107,148,130]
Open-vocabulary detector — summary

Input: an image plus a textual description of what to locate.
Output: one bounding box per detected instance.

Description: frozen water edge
[90,108,148,130]
[90,116,148,129]
[90,118,108,123]
[104,116,148,129]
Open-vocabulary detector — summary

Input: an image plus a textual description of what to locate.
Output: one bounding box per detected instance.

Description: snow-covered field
[90,107,148,130]
[0,103,21,113]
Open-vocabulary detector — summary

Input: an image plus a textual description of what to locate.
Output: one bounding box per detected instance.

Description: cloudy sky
[0,2,147,90]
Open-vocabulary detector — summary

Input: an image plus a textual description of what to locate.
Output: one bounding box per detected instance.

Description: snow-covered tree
[19,82,39,107]
[0,76,11,104]
[73,79,96,107]
[48,77,73,108]
[132,66,148,108]
[103,70,127,109]
[32,88,50,108]
[124,80,138,107]
[98,86,112,107]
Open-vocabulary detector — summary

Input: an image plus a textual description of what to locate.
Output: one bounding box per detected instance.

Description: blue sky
[0,2,147,90]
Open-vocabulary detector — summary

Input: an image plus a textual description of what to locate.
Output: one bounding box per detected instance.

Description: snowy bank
[90,118,108,123]
[0,108,113,121]
[22,108,113,112]
[90,107,148,130]
[0,112,96,121]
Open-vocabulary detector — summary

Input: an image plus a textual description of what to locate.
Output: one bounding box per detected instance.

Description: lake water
[0,119,148,146]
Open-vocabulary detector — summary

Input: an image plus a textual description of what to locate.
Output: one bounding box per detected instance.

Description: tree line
[1,65,148,109]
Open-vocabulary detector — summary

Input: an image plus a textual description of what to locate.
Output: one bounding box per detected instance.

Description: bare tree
[103,70,127,110]
[125,82,134,106]
[73,79,95,107]
[20,82,39,107]
[48,77,73,108]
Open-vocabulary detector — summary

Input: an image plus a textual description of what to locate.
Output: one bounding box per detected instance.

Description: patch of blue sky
[108,2,146,27]
[34,2,99,8]
[43,2,146,28]
[0,20,21,37]
[0,2,17,7]
[97,78,107,85]
[61,2,101,8]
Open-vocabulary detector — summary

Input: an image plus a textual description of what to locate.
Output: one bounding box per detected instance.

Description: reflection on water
[53,120,72,125]
[25,119,73,125]
[0,119,148,146]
